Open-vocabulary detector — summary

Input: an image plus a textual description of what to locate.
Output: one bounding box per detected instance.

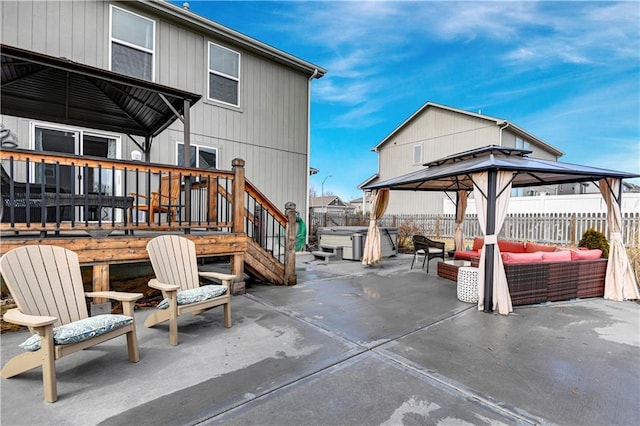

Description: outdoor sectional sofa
[455,237,607,306]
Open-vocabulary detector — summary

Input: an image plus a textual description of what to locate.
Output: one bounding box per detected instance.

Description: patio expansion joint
[208,296,541,425]
[371,349,545,426]
[243,292,366,349]
[365,305,547,426]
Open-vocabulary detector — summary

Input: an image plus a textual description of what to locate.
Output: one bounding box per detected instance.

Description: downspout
[305,68,319,245]
[499,121,510,146]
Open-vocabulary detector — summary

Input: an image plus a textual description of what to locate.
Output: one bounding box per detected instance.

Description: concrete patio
[1,253,638,425]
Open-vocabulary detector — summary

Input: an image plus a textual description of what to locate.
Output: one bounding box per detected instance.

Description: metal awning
[1,44,201,138]
[365,145,639,191]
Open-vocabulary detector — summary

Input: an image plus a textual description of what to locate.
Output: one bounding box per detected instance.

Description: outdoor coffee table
[437,259,471,281]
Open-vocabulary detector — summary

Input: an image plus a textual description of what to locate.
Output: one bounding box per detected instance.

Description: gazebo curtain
[362,188,390,266]
[473,171,513,315]
[599,178,640,301]
[454,190,468,251]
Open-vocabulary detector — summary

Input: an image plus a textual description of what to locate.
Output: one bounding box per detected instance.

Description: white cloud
[285,1,639,127]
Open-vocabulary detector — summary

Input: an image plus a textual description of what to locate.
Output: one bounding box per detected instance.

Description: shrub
[578,228,609,258]
[397,220,424,252]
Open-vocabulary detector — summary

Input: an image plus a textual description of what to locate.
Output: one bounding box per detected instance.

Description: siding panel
[2,0,312,215]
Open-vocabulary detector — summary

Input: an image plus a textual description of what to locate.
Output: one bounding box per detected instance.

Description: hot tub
[317,226,398,260]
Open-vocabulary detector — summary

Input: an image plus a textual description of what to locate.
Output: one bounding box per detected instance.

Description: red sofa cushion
[526,242,557,253]
[501,252,543,264]
[454,250,480,260]
[541,251,572,262]
[472,237,484,251]
[498,240,526,253]
[570,249,603,260]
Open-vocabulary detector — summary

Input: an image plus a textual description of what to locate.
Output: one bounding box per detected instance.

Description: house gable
[365,101,564,215]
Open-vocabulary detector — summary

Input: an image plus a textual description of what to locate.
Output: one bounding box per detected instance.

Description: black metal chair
[411,235,445,272]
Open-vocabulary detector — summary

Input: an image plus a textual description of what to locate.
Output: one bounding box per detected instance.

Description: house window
[413,145,422,165]
[110,6,155,80]
[176,142,218,169]
[32,124,120,191]
[208,42,240,106]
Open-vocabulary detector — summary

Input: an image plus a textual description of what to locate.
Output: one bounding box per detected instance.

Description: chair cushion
[501,252,544,264]
[526,242,557,253]
[472,237,484,251]
[498,240,527,253]
[156,284,228,310]
[19,314,133,351]
[541,250,572,262]
[570,249,603,260]
[454,250,480,260]
[428,247,443,254]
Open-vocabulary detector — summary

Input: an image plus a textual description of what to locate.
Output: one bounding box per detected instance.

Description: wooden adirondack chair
[0,245,142,403]
[145,235,233,346]
[131,175,183,222]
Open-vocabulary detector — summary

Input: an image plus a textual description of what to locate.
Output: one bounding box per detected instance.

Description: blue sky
[175,0,640,201]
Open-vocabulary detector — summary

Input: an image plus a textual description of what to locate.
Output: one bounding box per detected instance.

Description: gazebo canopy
[365,146,638,192]
[1,44,201,139]
[364,145,639,315]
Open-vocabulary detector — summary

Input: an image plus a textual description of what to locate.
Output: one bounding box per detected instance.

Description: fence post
[570,213,577,246]
[231,158,246,294]
[284,202,297,286]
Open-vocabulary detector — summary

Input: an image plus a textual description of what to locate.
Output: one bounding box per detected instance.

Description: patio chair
[145,235,233,346]
[130,175,183,222]
[411,235,445,273]
[0,245,142,403]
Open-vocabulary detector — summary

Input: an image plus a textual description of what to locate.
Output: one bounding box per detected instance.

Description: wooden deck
[1,151,299,299]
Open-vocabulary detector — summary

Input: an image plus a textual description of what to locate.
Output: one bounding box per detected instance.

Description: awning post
[183,98,192,227]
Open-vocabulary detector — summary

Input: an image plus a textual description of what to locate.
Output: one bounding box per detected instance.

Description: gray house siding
[370,103,561,215]
[1,0,317,213]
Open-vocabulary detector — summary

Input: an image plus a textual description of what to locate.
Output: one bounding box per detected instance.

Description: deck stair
[244,239,285,285]
[312,245,343,263]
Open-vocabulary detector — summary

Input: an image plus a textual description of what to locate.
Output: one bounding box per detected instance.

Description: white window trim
[175,141,219,169]
[413,144,422,165]
[109,5,156,81]
[207,41,241,107]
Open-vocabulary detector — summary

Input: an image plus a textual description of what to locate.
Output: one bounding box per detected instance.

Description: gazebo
[364,145,640,315]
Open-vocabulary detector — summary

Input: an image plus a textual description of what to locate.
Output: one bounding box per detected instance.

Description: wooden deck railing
[1,148,297,287]
[1,149,236,234]
[0,149,294,266]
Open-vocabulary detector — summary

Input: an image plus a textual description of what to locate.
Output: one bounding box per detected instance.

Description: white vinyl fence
[310,212,640,247]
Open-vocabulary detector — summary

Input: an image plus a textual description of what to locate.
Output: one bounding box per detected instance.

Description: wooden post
[232,158,245,233]
[284,202,297,286]
[91,263,111,314]
[231,159,246,294]
[570,213,577,246]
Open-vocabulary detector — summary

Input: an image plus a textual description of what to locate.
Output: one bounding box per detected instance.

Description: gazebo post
[483,169,497,313]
